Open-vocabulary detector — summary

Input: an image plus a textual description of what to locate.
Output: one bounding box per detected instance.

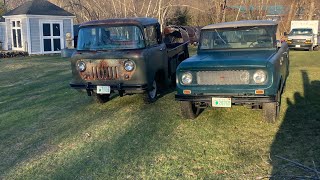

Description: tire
[95,94,110,104]
[180,101,201,119]
[263,91,281,123]
[144,79,158,103]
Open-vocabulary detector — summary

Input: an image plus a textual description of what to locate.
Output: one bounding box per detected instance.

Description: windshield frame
[77,25,146,51]
[198,25,277,51]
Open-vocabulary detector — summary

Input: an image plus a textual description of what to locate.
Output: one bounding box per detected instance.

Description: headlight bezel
[181,72,193,85]
[253,70,267,84]
[124,60,135,72]
[77,61,86,72]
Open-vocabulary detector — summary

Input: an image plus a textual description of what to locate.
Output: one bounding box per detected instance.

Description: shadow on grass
[270,71,320,178]
[0,57,178,178]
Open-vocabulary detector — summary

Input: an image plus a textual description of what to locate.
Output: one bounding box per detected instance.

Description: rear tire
[95,94,110,104]
[263,91,281,123]
[180,101,201,119]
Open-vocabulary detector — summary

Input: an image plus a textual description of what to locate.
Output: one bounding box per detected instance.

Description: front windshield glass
[289,28,313,36]
[200,26,276,50]
[77,25,145,50]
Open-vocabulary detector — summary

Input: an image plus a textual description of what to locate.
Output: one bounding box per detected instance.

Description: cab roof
[80,17,158,27]
[202,20,278,30]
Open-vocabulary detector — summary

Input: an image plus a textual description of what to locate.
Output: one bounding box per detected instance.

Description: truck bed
[166,42,189,59]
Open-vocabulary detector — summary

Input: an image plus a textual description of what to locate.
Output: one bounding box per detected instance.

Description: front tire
[144,80,158,103]
[180,101,201,119]
[263,91,281,123]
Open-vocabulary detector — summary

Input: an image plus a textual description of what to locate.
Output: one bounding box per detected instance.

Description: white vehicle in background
[286,20,319,51]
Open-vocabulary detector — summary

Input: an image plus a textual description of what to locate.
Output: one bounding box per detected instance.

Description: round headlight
[181,72,193,85]
[124,60,135,72]
[77,61,86,72]
[253,70,267,84]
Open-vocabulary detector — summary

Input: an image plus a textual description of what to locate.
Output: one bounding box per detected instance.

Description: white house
[2,0,75,54]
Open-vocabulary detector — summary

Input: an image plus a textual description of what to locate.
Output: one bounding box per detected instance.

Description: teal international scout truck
[69,18,189,103]
[175,20,289,122]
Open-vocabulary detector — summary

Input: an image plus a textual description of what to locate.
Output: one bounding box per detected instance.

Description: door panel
[44,39,52,51]
[53,24,60,36]
[53,39,61,51]
[43,24,51,36]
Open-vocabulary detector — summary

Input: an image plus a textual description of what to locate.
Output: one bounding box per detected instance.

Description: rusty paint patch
[78,59,135,81]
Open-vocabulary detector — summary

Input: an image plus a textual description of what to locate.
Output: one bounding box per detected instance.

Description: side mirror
[284,32,288,36]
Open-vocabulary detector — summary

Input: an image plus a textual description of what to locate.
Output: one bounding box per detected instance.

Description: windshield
[77,25,145,50]
[200,26,276,50]
[289,28,313,36]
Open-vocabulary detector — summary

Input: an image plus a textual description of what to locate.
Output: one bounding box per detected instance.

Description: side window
[144,26,158,47]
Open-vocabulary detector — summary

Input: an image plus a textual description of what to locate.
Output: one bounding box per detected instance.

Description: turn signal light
[255,90,265,95]
[305,40,312,44]
[183,90,192,95]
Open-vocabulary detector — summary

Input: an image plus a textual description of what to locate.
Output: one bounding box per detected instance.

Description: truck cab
[70,18,189,103]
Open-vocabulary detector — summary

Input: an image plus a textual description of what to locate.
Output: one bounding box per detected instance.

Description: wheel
[95,94,110,104]
[263,91,281,123]
[180,101,201,119]
[144,80,158,103]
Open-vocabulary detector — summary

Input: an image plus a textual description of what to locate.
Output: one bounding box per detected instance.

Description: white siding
[21,18,28,52]
[5,19,11,50]
[63,19,73,48]
[0,22,6,50]
[29,18,41,54]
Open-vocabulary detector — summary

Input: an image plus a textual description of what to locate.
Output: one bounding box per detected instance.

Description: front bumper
[288,44,312,50]
[70,83,148,95]
[175,94,276,106]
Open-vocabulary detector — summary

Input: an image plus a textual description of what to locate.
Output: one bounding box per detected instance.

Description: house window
[42,22,62,52]
[12,20,22,48]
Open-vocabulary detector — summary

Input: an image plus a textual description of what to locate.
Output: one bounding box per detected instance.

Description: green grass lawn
[0,50,319,179]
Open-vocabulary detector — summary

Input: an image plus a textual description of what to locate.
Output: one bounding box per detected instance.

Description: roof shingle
[3,0,74,17]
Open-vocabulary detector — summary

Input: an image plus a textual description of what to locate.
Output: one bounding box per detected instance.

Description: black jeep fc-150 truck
[69,18,189,103]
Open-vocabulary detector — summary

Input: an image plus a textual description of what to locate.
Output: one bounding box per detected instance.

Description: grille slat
[197,70,250,85]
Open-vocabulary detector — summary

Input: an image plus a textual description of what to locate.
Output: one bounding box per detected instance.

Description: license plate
[295,45,301,48]
[212,98,232,108]
[97,86,111,94]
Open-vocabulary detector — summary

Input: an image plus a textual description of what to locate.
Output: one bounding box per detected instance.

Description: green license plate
[97,86,111,94]
[212,98,232,108]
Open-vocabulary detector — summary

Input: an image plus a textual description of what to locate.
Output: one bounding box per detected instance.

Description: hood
[178,50,276,70]
[288,35,313,40]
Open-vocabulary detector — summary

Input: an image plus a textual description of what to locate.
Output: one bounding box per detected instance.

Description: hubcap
[149,80,157,99]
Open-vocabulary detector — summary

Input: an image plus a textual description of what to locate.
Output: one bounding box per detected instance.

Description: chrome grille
[197,70,250,85]
[90,66,119,80]
[80,59,123,80]
[292,39,305,43]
